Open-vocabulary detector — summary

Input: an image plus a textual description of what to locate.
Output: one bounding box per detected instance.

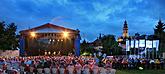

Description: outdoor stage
[19,23,81,56]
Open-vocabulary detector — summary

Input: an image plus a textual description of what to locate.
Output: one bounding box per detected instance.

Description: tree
[154,20,165,35]
[6,23,18,50]
[0,21,18,50]
[0,21,6,50]
[154,20,165,54]
[80,39,94,55]
[101,35,122,55]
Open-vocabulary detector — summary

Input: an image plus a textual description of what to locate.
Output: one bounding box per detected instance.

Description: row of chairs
[19,66,116,74]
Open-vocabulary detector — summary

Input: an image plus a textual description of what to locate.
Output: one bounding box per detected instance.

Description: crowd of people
[0,55,164,74]
[0,55,116,74]
[101,56,165,70]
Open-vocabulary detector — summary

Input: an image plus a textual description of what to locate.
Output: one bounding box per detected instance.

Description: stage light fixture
[30,32,36,37]
[63,31,69,38]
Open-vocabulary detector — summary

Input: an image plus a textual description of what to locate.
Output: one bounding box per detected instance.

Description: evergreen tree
[154,20,165,35]
[154,20,165,54]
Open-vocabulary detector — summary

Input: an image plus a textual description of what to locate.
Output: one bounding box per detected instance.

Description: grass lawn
[116,70,165,74]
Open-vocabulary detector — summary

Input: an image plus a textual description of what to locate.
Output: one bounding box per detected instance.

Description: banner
[126,40,130,51]
[146,40,152,48]
[153,40,159,51]
[135,40,139,48]
[139,40,145,47]
[131,40,134,48]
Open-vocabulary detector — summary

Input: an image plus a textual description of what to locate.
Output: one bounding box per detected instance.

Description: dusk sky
[0,0,165,41]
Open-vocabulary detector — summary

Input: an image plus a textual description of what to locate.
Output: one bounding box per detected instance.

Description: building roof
[20,23,79,34]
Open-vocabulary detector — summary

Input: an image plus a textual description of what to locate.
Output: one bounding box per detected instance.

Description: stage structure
[19,23,81,56]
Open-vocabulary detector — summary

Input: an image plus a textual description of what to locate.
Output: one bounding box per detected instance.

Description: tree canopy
[0,21,18,50]
[101,35,122,55]
[80,40,94,55]
[80,34,122,56]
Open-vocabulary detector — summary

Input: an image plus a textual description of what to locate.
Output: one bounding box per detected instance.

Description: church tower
[123,20,128,38]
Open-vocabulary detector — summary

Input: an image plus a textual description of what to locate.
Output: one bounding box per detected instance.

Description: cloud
[0,0,165,41]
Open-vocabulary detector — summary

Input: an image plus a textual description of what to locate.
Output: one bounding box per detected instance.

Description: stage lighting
[30,32,36,37]
[63,31,69,38]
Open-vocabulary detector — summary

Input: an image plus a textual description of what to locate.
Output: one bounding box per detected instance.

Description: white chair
[19,66,25,74]
[75,64,82,74]
[59,68,65,74]
[0,65,3,70]
[52,68,57,74]
[37,68,43,74]
[93,68,99,74]
[7,64,12,71]
[44,68,51,74]
[0,69,3,74]
[110,69,116,74]
[92,65,99,74]
[13,63,19,70]
[106,68,111,74]
[83,68,90,74]
[76,68,81,74]
[30,67,34,73]
[67,65,74,74]
[68,68,74,74]
[12,69,19,74]
[99,67,107,74]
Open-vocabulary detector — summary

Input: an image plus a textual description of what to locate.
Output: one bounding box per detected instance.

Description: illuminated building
[118,20,129,43]
[123,20,129,38]
[117,20,130,52]
[118,21,159,58]
[19,23,81,56]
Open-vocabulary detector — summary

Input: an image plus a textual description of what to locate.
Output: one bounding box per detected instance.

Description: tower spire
[123,20,128,38]
[99,33,102,39]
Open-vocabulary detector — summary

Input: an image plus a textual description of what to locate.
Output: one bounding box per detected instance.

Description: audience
[0,55,164,74]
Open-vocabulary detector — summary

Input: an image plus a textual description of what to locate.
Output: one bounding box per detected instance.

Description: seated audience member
[92,63,99,74]
[51,63,58,74]
[83,62,90,74]
[99,67,107,74]
[59,64,65,74]
[37,62,43,74]
[67,64,75,74]
[75,62,82,74]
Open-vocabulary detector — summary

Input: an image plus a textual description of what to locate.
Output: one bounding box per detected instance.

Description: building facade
[118,20,130,52]
[118,21,159,58]
[126,35,159,58]
[19,23,81,56]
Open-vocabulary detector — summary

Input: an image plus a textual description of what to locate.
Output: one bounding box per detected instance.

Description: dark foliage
[154,20,165,53]
[0,21,18,50]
